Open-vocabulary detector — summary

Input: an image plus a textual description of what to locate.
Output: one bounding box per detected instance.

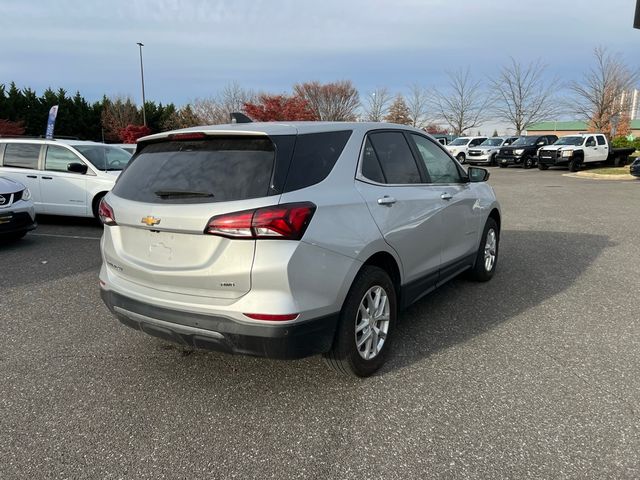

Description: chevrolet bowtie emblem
[141,216,161,226]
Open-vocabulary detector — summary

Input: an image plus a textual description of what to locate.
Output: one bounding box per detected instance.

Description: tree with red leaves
[119,124,151,143]
[0,119,26,136]
[243,94,316,121]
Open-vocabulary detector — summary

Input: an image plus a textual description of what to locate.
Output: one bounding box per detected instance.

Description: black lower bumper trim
[101,289,339,360]
[0,212,36,235]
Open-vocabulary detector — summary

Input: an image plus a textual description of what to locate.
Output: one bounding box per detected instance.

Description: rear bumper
[100,289,339,360]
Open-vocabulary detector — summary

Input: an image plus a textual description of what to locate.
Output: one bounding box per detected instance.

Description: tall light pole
[136,42,147,126]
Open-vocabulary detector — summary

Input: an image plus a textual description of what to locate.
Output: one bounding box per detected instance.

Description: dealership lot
[1,168,639,479]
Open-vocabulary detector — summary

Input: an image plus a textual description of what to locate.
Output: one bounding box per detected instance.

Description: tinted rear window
[283,130,352,192]
[112,137,276,204]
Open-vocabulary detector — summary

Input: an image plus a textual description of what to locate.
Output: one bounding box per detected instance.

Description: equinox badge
[141,216,161,227]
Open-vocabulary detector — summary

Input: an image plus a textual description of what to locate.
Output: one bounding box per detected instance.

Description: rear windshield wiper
[154,190,215,199]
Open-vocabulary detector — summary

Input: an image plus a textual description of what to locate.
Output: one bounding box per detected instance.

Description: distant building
[525,120,640,137]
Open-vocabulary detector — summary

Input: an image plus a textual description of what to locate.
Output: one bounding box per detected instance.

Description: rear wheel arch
[361,251,402,297]
[92,191,108,219]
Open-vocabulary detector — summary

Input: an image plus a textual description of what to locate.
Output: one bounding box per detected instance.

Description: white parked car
[0,139,131,218]
[445,136,487,164]
[467,137,519,166]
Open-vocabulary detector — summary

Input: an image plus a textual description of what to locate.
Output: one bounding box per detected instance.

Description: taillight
[98,198,117,226]
[205,202,316,240]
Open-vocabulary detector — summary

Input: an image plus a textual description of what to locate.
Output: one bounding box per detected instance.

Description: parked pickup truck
[497,135,558,169]
[537,133,637,171]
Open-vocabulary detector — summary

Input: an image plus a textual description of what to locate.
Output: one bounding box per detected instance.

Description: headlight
[561,150,573,157]
[21,188,32,201]
[514,149,524,155]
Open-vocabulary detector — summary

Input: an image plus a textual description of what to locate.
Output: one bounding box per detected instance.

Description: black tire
[538,163,549,170]
[568,156,582,172]
[523,156,533,169]
[614,155,627,167]
[456,153,465,164]
[490,153,497,166]
[499,163,507,168]
[323,266,397,377]
[468,218,499,282]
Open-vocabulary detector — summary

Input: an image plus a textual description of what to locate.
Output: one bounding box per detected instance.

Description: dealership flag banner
[45,105,59,139]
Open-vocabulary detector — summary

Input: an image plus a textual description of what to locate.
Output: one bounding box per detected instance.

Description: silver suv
[99,122,501,376]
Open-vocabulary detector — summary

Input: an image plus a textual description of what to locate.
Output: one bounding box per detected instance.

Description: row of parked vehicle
[443,133,636,171]
[0,137,133,240]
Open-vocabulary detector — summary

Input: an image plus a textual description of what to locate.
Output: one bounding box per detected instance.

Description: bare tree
[489,58,560,135]
[406,84,430,128]
[568,47,639,137]
[293,80,360,121]
[362,87,392,122]
[430,69,489,135]
[192,82,256,124]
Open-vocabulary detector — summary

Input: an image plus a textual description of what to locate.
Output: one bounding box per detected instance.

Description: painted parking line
[30,233,101,241]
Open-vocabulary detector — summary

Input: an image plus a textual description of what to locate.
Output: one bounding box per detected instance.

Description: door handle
[42,176,53,180]
[441,192,453,200]
[27,175,37,178]
[377,196,396,206]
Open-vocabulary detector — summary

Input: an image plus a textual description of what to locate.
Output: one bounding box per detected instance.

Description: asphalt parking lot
[1,167,639,479]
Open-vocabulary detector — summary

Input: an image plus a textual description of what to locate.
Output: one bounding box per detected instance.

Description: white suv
[99,122,501,377]
[0,139,131,217]
[445,136,487,164]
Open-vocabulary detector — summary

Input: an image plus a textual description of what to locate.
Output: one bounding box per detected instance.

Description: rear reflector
[98,198,116,226]
[206,202,316,240]
[243,313,299,321]
[168,132,207,141]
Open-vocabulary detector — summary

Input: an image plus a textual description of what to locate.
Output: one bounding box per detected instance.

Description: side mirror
[468,166,490,183]
[67,162,88,174]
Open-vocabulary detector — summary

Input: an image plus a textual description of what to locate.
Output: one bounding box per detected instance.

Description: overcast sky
[2,0,639,125]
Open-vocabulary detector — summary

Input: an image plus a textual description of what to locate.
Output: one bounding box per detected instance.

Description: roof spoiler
[230,112,253,124]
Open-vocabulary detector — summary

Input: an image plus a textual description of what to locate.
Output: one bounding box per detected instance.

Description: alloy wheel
[355,286,390,360]
[484,228,497,272]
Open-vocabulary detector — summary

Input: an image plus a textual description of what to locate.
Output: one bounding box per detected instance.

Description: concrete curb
[563,172,638,181]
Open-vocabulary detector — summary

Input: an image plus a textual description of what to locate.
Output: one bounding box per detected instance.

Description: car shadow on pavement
[130,229,613,384]
[385,229,613,373]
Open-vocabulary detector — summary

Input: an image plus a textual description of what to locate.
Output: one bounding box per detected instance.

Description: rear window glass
[283,130,352,192]
[112,137,276,204]
[3,143,41,169]
[596,135,606,146]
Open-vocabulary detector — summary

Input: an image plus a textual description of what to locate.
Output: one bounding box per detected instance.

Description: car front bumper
[100,288,339,359]
[496,155,523,166]
[0,203,37,235]
[538,152,569,166]
[467,154,492,163]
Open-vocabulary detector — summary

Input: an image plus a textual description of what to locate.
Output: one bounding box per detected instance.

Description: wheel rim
[484,228,497,272]
[355,286,390,360]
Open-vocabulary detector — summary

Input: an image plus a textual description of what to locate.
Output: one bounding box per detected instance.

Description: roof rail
[0,134,81,140]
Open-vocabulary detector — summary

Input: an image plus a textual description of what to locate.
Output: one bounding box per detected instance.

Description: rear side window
[367,131,421,184]
[596,135,606,146]
[361,138,385,183]
[3,143,41,169]
[283,130,351,192]
[113,137,276,204]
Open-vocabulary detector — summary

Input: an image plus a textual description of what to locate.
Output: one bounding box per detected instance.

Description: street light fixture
[136,42,147,126]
